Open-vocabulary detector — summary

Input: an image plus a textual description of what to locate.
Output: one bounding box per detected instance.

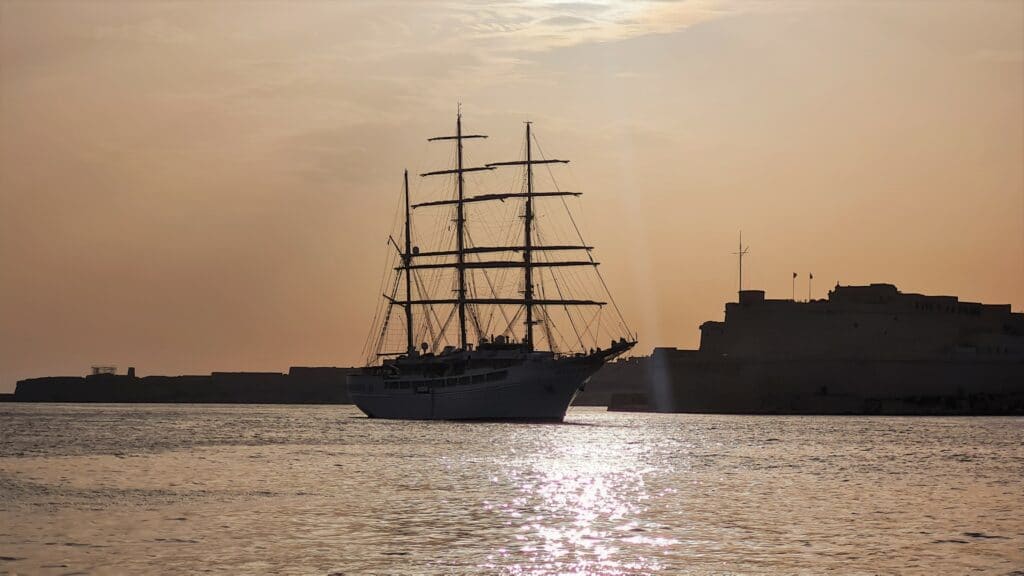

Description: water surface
[1,404,1021,574]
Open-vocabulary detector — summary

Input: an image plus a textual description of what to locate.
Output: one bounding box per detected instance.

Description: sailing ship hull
[347,358,603,421]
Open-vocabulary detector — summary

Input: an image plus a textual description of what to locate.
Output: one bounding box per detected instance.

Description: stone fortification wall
[699,284,1023,360]
[14,367,358,404]
[645,348,1024,414]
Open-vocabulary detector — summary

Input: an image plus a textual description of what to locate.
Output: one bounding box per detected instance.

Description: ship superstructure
[348,112,635,420]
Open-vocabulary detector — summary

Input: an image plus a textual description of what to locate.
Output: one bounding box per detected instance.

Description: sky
[1,0,1022,390]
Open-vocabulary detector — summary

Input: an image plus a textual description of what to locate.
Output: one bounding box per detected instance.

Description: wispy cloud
[448,0,732,51]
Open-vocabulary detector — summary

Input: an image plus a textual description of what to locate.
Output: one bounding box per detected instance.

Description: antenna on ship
[733,231,749,299]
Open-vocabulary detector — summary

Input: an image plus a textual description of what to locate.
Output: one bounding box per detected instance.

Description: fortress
[633,283,1024,414]
[699,283,1020,361]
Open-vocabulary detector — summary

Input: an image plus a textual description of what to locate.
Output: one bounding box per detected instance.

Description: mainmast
[421,111,492,350]
[455,115,467,349]
[402,170,414,354]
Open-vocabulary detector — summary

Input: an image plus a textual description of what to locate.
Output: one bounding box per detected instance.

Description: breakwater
[14,367,358,404]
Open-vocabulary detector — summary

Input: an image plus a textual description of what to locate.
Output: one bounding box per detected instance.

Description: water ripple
[1,404,1022,574]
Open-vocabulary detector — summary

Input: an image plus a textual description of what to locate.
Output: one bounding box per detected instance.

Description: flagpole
[732,231,749,300]
[792,273,796,301]
[808,273,813,302]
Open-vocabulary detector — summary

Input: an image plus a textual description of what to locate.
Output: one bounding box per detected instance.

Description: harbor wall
[13,367,358,404]
[12,364,636,406]
[642,350,1024,415]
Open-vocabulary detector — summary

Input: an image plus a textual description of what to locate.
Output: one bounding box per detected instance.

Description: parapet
[738,290,766,305]
[829,283,900,303]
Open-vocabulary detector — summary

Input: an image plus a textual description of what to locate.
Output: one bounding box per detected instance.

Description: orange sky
[1,0,1022,390]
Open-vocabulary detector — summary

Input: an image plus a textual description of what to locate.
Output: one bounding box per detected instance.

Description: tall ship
[348,112,636,420]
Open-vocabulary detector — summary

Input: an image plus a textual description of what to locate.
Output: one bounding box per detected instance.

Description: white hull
[347,358,601,421]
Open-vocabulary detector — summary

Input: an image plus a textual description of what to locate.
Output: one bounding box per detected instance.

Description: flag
[810,273,814,279]
[793,272,797,278]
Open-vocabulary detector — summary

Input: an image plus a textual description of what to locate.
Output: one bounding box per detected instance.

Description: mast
[372,115,635,362]
[484,123,569,350]
[524,122,535,350]
[421,110,491,350]
[403,170,414,354]
[454,114,466,348]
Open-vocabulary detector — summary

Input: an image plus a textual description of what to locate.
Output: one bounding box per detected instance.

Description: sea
[0,404,1021,575]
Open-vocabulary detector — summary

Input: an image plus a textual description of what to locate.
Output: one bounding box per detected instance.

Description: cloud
[457,0,733,50]
[542,2,613,14]
[539,15,594,27]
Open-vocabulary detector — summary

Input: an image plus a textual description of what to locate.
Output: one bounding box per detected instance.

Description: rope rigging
[364,120,634,364]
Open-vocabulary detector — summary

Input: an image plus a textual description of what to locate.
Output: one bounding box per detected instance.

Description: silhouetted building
[613,284,1024,414]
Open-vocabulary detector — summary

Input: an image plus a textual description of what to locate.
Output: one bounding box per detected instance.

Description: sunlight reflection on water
[505,438,677,574]
[485,441,674,575]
